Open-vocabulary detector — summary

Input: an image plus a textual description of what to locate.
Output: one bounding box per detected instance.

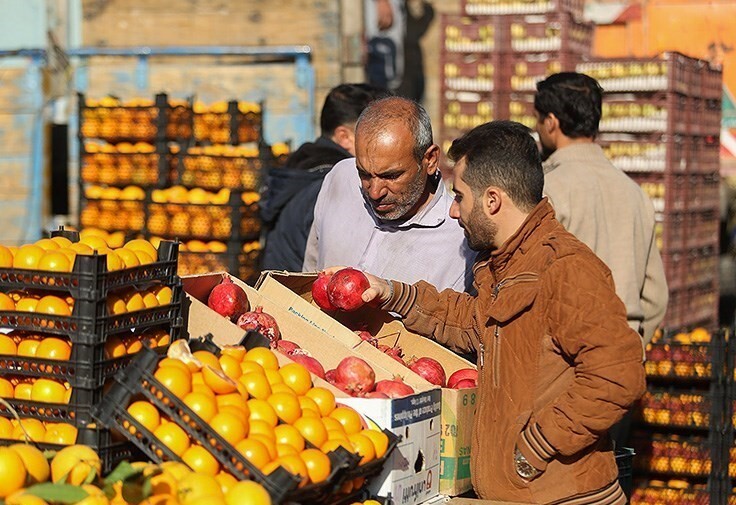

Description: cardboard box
[183,272,442,505]
[255,271,478,496]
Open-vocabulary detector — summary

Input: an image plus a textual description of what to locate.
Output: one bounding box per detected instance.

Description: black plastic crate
[599,92,691,135]
[497,51,581,92]
[193,100,262,145]
[497,13,593,55]
[94,342,370,504]
[178,246,261,284]
[638,389,712,430]
[177,149,264,192]
[441,52,500,93]
[441,14,502,54]
[80,144,175,188]
[615,447,635,500]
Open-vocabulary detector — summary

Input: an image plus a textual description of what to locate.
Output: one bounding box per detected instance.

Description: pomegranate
[355,330,378,348]
[335,357,376,395]
[207,276,249,321]
[364,391,390,399]
[327,268,370,312]
[276,340,301,355]
[379,344,406,365]
[289,350,326,379]
[447,368,478,389]
[452,378,477,389]
[236,307,281,347]
[375,379,414,398]
[408,357,446,387]
[312,272,338,311]
[325,369,337,384]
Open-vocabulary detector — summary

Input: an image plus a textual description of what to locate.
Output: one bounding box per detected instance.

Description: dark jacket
[382,200,645,505]
[260,137,352,271]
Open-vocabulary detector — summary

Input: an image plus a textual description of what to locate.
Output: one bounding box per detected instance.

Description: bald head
[355,97,433,163]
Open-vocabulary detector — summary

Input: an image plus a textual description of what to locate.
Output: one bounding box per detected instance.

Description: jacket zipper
[488,272,539,389]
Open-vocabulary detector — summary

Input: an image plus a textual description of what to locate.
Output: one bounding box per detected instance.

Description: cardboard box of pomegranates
[183,272,442,505]
[254,270,478,497]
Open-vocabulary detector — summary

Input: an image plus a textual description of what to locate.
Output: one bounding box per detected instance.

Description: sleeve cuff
[517,422,557,472]
[380,281,417,316]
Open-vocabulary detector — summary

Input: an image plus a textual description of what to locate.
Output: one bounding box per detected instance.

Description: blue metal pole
[27,53,44,242]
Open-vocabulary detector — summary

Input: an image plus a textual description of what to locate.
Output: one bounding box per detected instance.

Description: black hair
[534,72,603,138]
[320,83,391,137]
[355,96,433,163]
[448,120,544,211]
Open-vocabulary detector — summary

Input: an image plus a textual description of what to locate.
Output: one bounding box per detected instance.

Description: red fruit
[452,379,477,389]
[364,391,389,399]
[355,330,378,348]
[408,357,446,387]
[326,268,370,312]
[276,340,300,355]
[289,350,326,379]
[335,357,376,395]
[207,275,249,321]
[312,272,338,311]
[447,368,478,389]
[379,344,406,365]
[375,379,414,398]
[236,307,280,346]
[325,369,336,384]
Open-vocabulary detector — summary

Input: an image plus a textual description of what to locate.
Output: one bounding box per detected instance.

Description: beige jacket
[543,143,668,343]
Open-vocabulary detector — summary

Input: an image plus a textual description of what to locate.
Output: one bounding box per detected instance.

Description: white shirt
[303,158,476,292]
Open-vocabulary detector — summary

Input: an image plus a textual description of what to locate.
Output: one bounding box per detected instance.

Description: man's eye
[358,171,370,180]
[382,173,401,180]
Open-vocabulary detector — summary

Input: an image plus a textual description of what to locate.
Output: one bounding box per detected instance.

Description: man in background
[260,83,388,271]
[535,72,668,345]
[303,96,474,292]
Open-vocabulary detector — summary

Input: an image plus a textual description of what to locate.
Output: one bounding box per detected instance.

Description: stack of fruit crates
[0,229,184,472]
[78,93,288,284]
[439,0,593,164]
[631,327,731,505]
[577,53,722,330]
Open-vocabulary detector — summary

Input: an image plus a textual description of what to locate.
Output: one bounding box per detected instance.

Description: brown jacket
[383,200,646,505]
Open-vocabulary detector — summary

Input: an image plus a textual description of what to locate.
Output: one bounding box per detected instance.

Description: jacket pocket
[503,411,534,490]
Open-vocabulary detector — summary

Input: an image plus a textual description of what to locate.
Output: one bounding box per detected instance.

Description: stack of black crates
[439,0,593,165]
[78,93,283,284]
[577,54,723,330]
[0,229,183,473]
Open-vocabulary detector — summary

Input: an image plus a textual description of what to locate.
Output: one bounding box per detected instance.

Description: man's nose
[449,200,460,219]
[366,178,387,200]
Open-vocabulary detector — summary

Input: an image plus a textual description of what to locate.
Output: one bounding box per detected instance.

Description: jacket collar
[489,198,556,273]
[543,143,605,174]
[368,174,448,230]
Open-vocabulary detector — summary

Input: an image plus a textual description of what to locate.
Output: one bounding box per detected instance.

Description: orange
[114,248,140,269]
[15,298,38,313]
[300,408,320,419]
[0,245,14,268]
[123,291,145,312]
[153,423,190,457]
[0,447,27,497]
[300,448,331,484]
[293,416,328,448]
[191,372,205,385]
[152,286,173,306]
[191,384,215,398]
[9,443,50,484]
[133,250,155,265]
[220,346,246,362]
[247,399,278,427]
[0,378,13,397]
[264,370,283,387]
[0,334,17,355]
[248,420,275,441]
[35,337,72,360]
[268,455,308,487]
[270,383,296,396]
[31,379,67,403]
[219,355,242,381]
[50,445,101,485]
[104,336,126,358]
[327,429,350,443]
[224,481,272,505]
[69,243,93,255]
[297,396,319,414]
[202,366,237,395]
[49,236,73,248]
[177,473,223,505]
[0,293,15,312]
[123,240,158,261]
[238,373,272,400]
[37,252,71,272]
[320,438,353,455]
[46,422,78,445]
[278,363,312,395]
[78,236,108,251]
[0,417,12,438]
[154,367,192,399]
[35,295,72,316]
[192,351,221,371]
[240,361,264,376]
[250,434,278,460]
[17,339,40,357]
[123,335,143,354]
[267,392,302,424]
[12,245,44,270]
[12,419,45,442]
[348,433,376,464]
[183,392,218,423]
[182,445,220,476]
[127,401,161,432]
[362,429,389,459]
[98,248,123,271]
[34,238,60,251]
[210,412,247,446]
[273,424,305,452]
[158,358,192,378]
[276,443,299,458]
[214,472,238,495]
[56,248,77,265]
[234,438,271,470]
[142,292,159,308]
[13,383,32,400]
[218,405,249,421]
[243,348,279,371]
[106,295,126,315]
[329,407,363,435]
[215,393,249,416]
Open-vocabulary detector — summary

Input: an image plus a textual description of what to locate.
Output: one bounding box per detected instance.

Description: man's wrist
[514,447,541,480]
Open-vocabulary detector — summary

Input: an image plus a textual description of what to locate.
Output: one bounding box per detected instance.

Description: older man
[303,96,474,291]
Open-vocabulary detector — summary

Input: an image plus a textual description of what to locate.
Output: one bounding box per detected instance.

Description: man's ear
[423,144,440,175]
[545,113,559,134]
[483,187,503,216]
[332,125,356,153]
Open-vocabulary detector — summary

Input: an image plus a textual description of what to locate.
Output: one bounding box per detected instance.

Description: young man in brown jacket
[352,121,646,504]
